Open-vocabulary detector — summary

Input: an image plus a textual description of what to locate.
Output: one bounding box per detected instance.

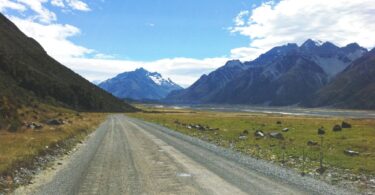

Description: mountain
[309,48,375,109]
[0,13,136,113]
[165,40,367,106]
[98,68,182,100]
[166,60,248,103]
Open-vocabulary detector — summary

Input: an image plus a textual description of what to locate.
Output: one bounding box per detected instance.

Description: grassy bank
[0,104,107,184]
[128,106,375,179]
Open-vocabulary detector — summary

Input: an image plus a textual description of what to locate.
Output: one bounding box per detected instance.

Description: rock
[318,127,325,135]
[269,132,284,140]
[282,128,289,132]
[26,122,43,129]
[254,130,265,137]
[45,119,64,125]
[344,149,360,156]
[239,135,248,140]
[332,124,342,132]
[187,125,192,129]
[242,130,249,135]
[342,121,352,128]
[307,140,318,146]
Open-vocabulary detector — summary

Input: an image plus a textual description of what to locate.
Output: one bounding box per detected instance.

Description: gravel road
[15,115,355,195]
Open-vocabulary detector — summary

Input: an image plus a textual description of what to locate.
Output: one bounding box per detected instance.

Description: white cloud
[65,0,90,11]
[0,0,26,12]
[233,10,249,26]
[51,0,65,8]
[9,16,94,59]
[60,57,228,87]
[231,0,375,60]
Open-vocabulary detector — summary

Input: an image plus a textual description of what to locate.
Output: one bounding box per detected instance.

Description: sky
[1,0,375,87]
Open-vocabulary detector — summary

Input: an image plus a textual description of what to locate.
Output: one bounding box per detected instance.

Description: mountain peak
[99,68,182,100]
[135,67,148,73]
[301,39,324,48]
[224,60,243,67]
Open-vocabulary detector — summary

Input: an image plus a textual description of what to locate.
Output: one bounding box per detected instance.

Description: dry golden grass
[0,104,107,175]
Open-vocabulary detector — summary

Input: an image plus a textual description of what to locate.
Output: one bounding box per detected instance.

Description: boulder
[269,132,284,140]
[239,135,248,140]
[282,128,289,132]
[342,122,352,128]
[254,130,265,137]
[344,150,360,156]
[26,122,43,129]
[45,119,64,125]
[318,127,325,135]
[307,140,318,146]
[332,125,342,132]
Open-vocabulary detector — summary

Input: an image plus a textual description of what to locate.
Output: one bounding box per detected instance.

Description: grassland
[0,103,107,182]
[129,106,375,182]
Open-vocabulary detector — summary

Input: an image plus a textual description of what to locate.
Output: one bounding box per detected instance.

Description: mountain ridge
[165,39,370,108]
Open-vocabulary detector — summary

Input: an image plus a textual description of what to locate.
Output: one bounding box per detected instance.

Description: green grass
[128,107,375,175]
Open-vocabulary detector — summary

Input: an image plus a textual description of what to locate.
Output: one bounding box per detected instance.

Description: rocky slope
[309,48,375,109]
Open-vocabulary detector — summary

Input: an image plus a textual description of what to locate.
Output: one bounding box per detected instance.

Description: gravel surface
[14,115,357,195]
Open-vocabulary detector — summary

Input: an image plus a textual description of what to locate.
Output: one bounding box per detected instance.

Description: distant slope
[0,13,136,112]
[309,48,375,109]
[99,68,182,100]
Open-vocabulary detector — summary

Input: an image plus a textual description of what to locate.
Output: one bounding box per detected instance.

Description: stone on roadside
[344,150,360,156]
[45,119,64,125]
[332,125,342,132]
[342,121,352,128]
[282,128,289,132]
[307,140,318,146]
[254,130,265,138]
[269,132,284,140]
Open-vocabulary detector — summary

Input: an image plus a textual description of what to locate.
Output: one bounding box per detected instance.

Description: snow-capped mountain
[166,39,368,107]
[98,68,182,100]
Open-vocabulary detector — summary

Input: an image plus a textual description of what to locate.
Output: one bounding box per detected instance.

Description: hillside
[309,48,375,109]
[0,13,137,115]
[98,68,182,100]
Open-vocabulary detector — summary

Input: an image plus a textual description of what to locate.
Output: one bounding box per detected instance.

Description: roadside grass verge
[0,103,107,190]
[128,107,375,183]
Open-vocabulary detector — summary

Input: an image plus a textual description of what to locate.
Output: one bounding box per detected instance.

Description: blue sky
[58,0,258,61]
[1,0,374,87]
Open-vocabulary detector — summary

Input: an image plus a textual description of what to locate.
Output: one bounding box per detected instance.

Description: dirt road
[15,115,353,195]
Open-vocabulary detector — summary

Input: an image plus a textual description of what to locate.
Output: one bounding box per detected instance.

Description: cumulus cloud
[231,0,375,60]
[10,16,94,59]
